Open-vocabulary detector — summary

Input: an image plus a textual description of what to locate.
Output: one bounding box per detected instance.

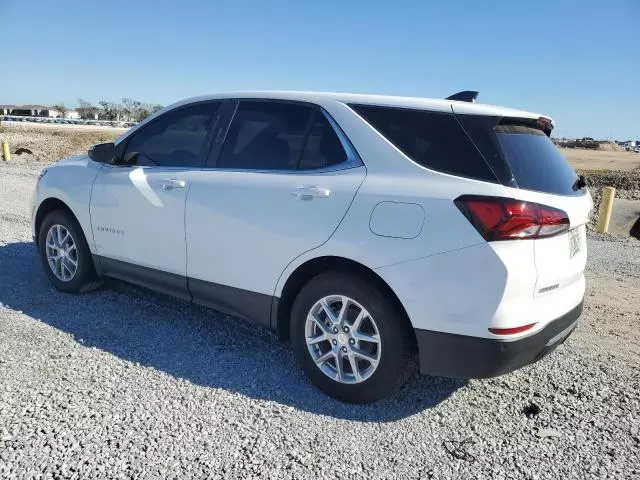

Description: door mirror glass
[88,142,115,164]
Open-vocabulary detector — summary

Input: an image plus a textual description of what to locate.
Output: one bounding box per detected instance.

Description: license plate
[569,228,581,258]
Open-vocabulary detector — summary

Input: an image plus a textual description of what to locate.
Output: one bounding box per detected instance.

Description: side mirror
[88,142,115,164]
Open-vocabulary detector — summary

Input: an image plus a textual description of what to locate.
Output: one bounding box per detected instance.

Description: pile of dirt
[0,126,119,164]
[598,141,625,152]
[578,169,640,230]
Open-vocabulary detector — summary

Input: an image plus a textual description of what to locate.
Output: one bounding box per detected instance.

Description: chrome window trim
[101,163,365,175]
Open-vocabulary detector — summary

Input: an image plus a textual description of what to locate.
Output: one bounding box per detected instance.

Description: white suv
[31,91,591,403]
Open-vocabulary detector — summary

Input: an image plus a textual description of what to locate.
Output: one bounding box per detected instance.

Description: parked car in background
[31,91,591,402]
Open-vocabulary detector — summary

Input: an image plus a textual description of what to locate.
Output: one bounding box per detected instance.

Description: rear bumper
[415,300,583,378]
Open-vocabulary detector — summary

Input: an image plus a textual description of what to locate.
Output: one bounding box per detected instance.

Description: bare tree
[97,99,163,122]
[135,106,151,122]
[112,102,124,121]
[52,103,68,118]
[98,101,115,120]
[122,98,143,122]
[134,103,164,122]
[77,98,99,120]
[77,98,92,109]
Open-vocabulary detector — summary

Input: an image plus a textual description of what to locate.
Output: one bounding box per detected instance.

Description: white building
[0,105,80,119]
[0,105,15,115]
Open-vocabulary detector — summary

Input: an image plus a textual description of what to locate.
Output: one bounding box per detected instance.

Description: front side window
[216,101,348,171]
[123,102,220,168]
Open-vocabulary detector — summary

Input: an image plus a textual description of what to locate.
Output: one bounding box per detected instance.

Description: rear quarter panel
[274,101,513,298]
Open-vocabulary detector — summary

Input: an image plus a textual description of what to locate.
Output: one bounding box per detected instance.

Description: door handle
[292,186,331,201]
[160,179,186,191]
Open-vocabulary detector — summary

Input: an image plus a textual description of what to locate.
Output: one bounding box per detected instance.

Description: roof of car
[116,90,549,145]
[172,91,546,121]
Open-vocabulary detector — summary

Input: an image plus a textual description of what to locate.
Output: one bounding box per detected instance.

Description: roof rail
[446,91,479,103]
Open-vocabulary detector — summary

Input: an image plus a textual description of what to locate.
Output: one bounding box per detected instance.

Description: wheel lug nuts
[349,339,355,345]
[341,346,347,353]
[332,339,337,345]
[343,326,349,333]
[333,327,338,333]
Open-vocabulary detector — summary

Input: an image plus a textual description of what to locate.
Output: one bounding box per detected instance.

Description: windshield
[495,125,581,196]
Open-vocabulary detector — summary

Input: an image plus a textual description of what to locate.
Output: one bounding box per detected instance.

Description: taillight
[455,195,570,241]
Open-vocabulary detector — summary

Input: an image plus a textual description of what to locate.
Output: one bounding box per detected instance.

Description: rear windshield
[495,124,579,196]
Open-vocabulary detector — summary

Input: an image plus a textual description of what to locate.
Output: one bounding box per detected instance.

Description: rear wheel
[38,210,98,293]
[290,272,415,403]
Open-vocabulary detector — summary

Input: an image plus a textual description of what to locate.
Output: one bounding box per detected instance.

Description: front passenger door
[90,101,221,297]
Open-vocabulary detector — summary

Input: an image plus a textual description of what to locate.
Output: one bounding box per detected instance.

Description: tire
[290,272,415,403]
[37,209,98,293]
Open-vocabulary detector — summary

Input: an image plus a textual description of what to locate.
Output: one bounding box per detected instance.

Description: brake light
[455,195,570,241]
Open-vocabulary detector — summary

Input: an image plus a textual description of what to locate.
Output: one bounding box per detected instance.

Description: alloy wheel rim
[305,295,382,384]
[45,224,78,282]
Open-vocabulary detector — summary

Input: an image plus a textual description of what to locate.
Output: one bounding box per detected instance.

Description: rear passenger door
[185,100,366,325]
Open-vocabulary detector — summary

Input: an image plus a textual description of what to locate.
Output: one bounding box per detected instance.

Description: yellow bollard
[1,140,9,161]
[596,186,616,233]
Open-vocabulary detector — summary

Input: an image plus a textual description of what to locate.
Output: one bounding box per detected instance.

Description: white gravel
[1,159,639,479]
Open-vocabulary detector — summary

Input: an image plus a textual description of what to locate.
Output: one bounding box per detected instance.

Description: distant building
[7,105,61,117]
[0,104,15,115]
[14,105,52,116]
[76,108,99,120]
[44,109,61,118]
[0,105,81,118]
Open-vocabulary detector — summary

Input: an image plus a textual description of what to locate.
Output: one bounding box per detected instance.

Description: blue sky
[1,0,638,139]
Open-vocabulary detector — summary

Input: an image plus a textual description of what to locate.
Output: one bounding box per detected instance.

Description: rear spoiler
[499,116,554,136]
[446,91,478,103]
[448,91,554,136]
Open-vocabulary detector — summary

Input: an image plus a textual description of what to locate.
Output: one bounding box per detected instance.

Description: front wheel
[38,210,98,293]
[290,272,415,403]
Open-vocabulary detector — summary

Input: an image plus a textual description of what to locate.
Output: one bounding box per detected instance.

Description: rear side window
[494,124,579,196]
[298,112,347,170]
[217,101,347,171]
[350,105,497,182]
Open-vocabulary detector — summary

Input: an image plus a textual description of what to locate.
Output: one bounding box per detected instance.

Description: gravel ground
[577,169,640,231]
[1,159,639,479]
[0,125,120,164]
